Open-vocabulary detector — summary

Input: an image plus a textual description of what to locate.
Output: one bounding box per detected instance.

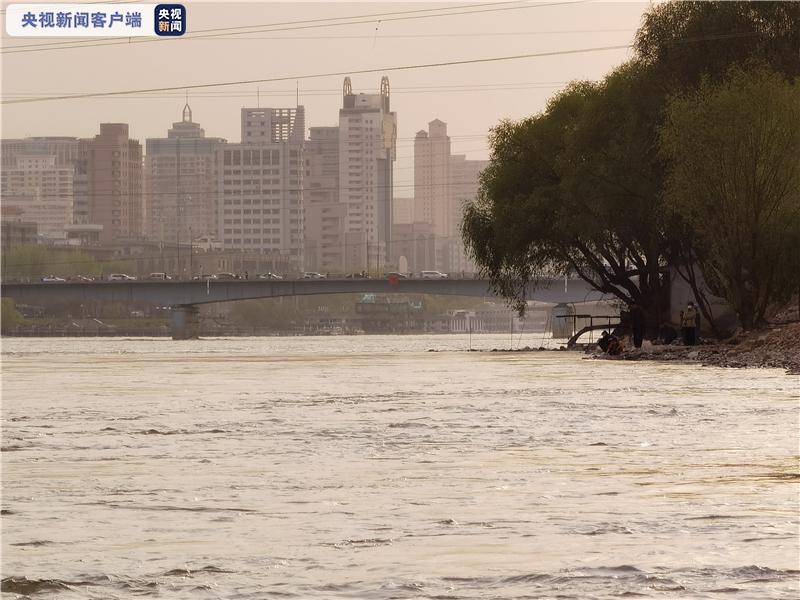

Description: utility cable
[2,43,632,104]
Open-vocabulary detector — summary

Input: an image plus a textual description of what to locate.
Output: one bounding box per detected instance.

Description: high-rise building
[411,119,488,273]
[303,126,342,273]
[392,196,414,226]
[144,103,226,247]
[0,153,74,239]
[413,119,450,237]
[80,123,143,244]
[338,76,397,273]
[1,137,83,237]
[1,137,81,170]
[448,153,488,273]
[217,106,305,272]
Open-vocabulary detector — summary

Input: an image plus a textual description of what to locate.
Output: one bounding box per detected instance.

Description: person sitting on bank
[607,335,625,356]
[598,330,612,353]
[680,301,699,346]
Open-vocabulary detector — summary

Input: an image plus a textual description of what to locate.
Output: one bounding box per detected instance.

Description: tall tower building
[217,106,305,272]
[410,119,488,273]
[448,154,489,273]
[414,119,451,238]
[303,126,342,273]
[144,103,226,247]
[338,76,397,273]
[80,124,143,244]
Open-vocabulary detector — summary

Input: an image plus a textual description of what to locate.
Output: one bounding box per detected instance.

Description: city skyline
[1,1,652,192]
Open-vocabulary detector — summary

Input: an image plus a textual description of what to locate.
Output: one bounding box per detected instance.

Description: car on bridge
[419,270,449,279]
[258,272,283,280]
[41,276,66,283]
[302,272,326,279]
[192,274,218,280]
[108,274,136,281]
[385,272,409,280]
[215,272,240,280]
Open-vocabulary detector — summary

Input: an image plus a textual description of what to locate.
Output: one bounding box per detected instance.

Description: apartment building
[79,123,143,245]
[412,119,488,273]
[0,154,74,239]
[144,103,226,248]
[217,107,305,273]
[303,126,342,273]
[1,137,84,240]
[338,76,397,273]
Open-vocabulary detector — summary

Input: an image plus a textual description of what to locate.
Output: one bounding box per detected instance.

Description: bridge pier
[171,305,200,340]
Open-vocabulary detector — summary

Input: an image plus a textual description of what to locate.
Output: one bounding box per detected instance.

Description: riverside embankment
[594,322,800,375]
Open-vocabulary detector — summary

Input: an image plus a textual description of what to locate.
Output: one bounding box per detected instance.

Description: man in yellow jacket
[680,301,699,346]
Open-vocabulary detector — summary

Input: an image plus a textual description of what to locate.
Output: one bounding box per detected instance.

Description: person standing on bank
[680,301,699,346]
[629,303,646,349]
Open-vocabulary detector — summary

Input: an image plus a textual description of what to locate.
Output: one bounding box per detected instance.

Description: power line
[2,43,631,104]
[1,82,568,100]
[1,1,581,54]
[3,81,569,96]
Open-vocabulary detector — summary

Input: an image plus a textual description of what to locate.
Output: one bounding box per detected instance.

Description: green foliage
[660,65,800,328]
[463,63,671,319]
[2,246,103,280]
[463,0,799,333]
[635,1,800,85]
[0,245,140,281]
[1,298,28,333]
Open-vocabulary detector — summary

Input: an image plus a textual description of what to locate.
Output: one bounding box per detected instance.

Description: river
[2,335,798,599]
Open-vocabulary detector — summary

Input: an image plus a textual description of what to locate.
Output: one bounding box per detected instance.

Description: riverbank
[596,322,800,375]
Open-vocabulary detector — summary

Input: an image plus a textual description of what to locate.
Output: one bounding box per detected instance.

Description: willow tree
[635,0,800,87]
[660,66,800,329]
[463,0,800,332]
[462,61,672,325]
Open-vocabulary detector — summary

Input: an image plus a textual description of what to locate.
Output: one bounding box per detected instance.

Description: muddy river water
[2,335,798,599]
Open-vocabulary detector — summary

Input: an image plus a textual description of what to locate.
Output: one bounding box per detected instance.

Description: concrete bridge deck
[1,277,606,306]
[1,277,609,339]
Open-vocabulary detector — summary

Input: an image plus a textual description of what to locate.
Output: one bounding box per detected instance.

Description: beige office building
[412,119,487,273]
[217,107,305,273]
[303,126,343,273]
[145,104,226,249]
[79,124,143,244]
[0,154,74,239]
[338,76,397,273]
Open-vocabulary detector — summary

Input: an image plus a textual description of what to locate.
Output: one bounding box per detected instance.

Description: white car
[258,272,283,280]
[301,272,326,279]
[108,273,136,281]
[419,270,449,279]
[41,276,66,282]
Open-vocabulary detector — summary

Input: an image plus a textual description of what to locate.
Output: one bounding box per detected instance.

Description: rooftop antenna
[182,89,192,122]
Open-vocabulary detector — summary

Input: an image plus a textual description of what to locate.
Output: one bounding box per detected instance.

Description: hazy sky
[1,0,655,193]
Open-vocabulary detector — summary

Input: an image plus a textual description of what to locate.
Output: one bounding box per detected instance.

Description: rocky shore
[596,322,800,375]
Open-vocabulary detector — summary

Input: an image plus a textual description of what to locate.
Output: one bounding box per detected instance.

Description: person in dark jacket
[629,303,646,349]
[598,330,612,353]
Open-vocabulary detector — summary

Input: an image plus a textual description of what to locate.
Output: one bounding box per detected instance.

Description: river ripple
[2,335,798,599]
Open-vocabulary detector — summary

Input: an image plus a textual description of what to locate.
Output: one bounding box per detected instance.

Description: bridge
[1,277,609,339]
